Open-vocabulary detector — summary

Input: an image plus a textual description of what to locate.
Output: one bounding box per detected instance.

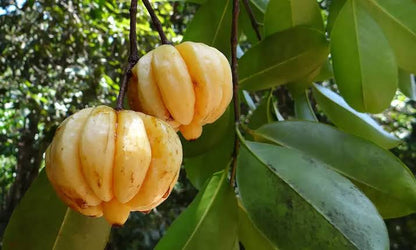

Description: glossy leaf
[3,171,111,250]
[331,0,397,113]
[398,69,416,100]
[312,84,400,149]
[264,0,323,37]
[361,0,416,73]
[238,201,278,250]
[254,121,416,218]
[237,141,388,250]
[239,27,329,91]
[182,106,233,157]
[183,0,232,57]
[156,170,238,249]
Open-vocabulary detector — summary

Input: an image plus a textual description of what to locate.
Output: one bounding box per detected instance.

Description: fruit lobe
[45,106,182,225]
[128,41,232,140]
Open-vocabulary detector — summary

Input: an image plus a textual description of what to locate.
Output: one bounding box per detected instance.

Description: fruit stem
[229,0,240,187]
[142,0,170,45]
[116,0,140,111]
[242,0,262,41]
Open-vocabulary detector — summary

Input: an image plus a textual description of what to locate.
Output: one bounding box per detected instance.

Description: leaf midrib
[182,171,227,249]
[52,208,70,250]
[255,131,416,209]
[211,0,230,46]
[365,0,416,38]
[239,49,318,85]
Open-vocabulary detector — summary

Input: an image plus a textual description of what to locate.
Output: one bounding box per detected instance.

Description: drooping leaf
[253,121,416,218]
[183,0,232,57]
[156,170,238,249]
[237,141,388,250]
[361,0,416,73]
[264,0,323,37]
[247,91,274,129]
[312,84,401,149]
[3,171,111,250]
[238,201,278,250]
[239,27,329,91]
[292,90,317,121]
[331,0,397,113]
[182,106,233,157]
[313,59,334,82]
[398,69,416,100]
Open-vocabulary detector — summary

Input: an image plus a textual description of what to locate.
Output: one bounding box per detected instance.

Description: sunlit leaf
[361,0,416,73]
[312,84,401,148]
[331,0,397,113]
[264,0,323,37]
[239,27,329,91]
[183,0,232,56]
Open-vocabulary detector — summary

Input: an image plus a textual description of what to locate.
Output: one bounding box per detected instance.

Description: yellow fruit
[45,106,182,225]
[128,41,233,140]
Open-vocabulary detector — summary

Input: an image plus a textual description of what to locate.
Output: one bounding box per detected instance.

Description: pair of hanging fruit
[45,42,232,225]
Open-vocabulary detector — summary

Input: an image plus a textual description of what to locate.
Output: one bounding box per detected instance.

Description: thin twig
[115,0,140,111]
[229,0,240,187]
[142,0,170,44]
[242,0,261,41]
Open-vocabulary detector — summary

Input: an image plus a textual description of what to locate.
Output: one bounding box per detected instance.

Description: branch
[115,0,140,111]
[242,0,261,41]
[230,0,240,186]
[142,0,170,44]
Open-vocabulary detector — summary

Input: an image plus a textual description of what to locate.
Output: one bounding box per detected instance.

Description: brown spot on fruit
[140,209,152,214]
[75,198,88,208]
[162,187,171,198]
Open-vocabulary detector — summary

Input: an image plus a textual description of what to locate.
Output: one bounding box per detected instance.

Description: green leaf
[3,171,111,250]
[239,27,329,91]
[398,69,416,100]
[247,91,274,129]
[184,132,234,189]
[237,141,388,250]
[331,0,397,113]
[253,121,416,218]
[182,106,233,157]
[292,90,317,121]
[239,0,264,44]
[312,84,401,149]
[264,0,323,37]
[361,0,416,73]
[327,0,347,33]
[183,0,232,57]
[313,59,334,82]
[238,201,278,250]
[156,170,238,249]
[250,0,269,12]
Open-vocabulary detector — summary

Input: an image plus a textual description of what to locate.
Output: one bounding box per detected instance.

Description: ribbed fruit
[128,41,233,140]
[45,106,182,225]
